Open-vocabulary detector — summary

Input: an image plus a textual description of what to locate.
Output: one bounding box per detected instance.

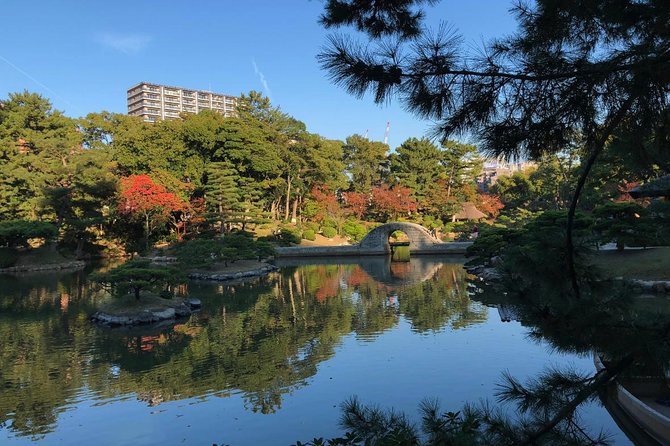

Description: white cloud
[252,59,272,99]
[97,33,151,54]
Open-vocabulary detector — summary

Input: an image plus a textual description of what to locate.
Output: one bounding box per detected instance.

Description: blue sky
[1,1,516,148]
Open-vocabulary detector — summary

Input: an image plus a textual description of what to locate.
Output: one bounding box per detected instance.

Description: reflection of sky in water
[0,258,632,445]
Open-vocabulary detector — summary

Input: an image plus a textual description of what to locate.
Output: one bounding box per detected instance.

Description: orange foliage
[475,191,505,218]
[342,191,369,218]
[615,180,640,202]
[310,185,346,223]
[371,184,417,218]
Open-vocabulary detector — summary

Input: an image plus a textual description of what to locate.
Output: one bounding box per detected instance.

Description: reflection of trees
[397,265,487,332]
[0,269,98,439]
[0,258,486,436]
[344,261,487,334]
[462,276,670,444]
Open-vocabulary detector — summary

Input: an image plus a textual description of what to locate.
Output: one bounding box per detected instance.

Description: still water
[0,256,630,445]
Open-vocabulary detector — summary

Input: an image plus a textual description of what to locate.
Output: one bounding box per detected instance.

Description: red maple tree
[309,185,349,228]
[475,191,505,218]
[371,184,417,220]
[342,191,369,218]
[118,175,187,242]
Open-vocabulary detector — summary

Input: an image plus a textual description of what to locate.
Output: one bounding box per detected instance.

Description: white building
[127,82,238,122]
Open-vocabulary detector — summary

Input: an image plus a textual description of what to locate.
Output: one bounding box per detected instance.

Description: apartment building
[478,158,537,190]
[127,82,238,122]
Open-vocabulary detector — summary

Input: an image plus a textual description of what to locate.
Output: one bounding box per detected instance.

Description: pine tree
[227,178,270,232]
[205,161,240,233]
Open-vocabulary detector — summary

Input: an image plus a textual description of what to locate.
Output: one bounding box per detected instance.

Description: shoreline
[0,260,86,274]
[188,262,279,281]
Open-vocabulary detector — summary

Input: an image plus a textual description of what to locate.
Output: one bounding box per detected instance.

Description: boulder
[187,298,202,308]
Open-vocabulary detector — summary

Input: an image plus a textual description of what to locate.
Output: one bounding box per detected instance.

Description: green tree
[343,134,389,193]
[389,137,442,206]
[204,161,241,233]
[90,260,182,300]
[42,149,118,257]
[492,172,536,211]
[0,220,58,247]
[440,140,482,201]
[593,202,655,251]
[0,92,82,220]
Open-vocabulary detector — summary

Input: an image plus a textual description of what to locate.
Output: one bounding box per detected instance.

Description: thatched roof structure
[452,202,487,221]
[629,175,670,199]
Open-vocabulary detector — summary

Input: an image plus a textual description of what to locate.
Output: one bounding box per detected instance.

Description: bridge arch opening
[388,229,411,261]
[388,229,410,246]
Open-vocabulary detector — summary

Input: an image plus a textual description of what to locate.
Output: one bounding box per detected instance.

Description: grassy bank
[592,247,670,280]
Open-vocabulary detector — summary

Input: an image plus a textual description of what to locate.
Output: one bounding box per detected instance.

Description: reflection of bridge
[276,255,455,287]
[276,222,471,257]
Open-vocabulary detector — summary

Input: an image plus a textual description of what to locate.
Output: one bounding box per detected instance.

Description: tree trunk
[291,197,299,224]
[134,286,141,300]
[219,203,225,234]
[566,96,635,298]
[144,213,150,249]
[446,166,455,199]
[285,174,291,221]
[75,237,84,260]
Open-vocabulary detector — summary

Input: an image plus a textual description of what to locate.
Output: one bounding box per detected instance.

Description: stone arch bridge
[276,222,471,257]
[359,222,440,253]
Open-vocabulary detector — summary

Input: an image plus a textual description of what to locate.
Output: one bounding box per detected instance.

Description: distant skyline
[1,1,516,148]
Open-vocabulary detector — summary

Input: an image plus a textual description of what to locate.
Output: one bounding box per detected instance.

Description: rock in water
[187,298,202,308]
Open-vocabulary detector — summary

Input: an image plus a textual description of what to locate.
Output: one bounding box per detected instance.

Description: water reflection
[0,256,484,438]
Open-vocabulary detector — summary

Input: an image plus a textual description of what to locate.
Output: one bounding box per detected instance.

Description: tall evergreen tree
[389,137,442,206]
[0,92,82,220]
[205,161,241,233]
[439,140,482,201]
[343,134,389,193]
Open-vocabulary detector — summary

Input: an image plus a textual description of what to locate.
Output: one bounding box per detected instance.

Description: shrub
[174,234,263,268]
[322,227,337,238]
[303,221,320,232]
[174,239,221,268]
[302,229,316,241]
[277,226,301,245]
[466,226,522,266]
[322,218,338,229]
[593,202,655,250]
[255,241,276,260]
[0,220,58,247]
[341,220,368,242]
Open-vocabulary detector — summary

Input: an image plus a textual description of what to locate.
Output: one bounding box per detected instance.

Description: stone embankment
[465,264,502,281]
[0,260,86,273]
[92,298,202,327]
[188,264,279,281]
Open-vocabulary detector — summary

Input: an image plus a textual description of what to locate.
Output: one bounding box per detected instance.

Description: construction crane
[383,121,390,145]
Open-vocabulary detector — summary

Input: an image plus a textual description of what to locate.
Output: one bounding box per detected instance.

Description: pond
[0,257,633,445]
